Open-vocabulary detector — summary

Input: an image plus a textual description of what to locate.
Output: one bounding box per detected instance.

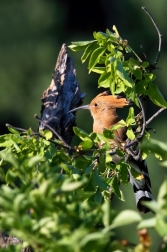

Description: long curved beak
[68,104,90,113]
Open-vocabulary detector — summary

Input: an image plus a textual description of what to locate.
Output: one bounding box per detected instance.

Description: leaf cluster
[0,128,141,251]
[69,26,167,108]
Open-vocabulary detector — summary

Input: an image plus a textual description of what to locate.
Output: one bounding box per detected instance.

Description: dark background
[0,0,167,250]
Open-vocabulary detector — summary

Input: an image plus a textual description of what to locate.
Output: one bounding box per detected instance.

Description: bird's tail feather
[128,159,153,213]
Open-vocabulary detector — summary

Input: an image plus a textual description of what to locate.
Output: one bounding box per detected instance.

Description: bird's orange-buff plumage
[69,91,153,213]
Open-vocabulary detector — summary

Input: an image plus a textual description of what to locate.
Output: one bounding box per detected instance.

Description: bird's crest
[90,91,130,108]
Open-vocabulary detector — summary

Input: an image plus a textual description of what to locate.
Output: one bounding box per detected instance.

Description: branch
[6,123,27,132]
[38,44,85,145]
[34,114,71,150]
[34,132,73,150]
[6,122,73,151]
[142,6,162,67]
[146,107,166,126]
[136,95,146,139]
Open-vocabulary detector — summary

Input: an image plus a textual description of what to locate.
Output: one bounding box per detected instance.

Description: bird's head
[69,91,131,118]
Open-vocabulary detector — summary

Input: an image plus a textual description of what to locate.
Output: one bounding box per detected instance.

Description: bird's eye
[94,103,98,107]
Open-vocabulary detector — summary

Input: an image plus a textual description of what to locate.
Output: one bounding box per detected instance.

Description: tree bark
[39,43,85,144]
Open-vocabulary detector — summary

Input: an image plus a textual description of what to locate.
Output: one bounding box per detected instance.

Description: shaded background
[0,0,167,250]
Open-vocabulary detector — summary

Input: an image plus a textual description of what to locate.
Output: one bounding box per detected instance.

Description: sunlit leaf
[88,47,106,72]
[126,127,135,140]
[146,83,167,108]
[92,169,107,190]
[103,210,142,232]
[94,190,103,204]
[133,66,142,80]
[157,180,167,209]
[137,217,156,230]
[43,130,53,140]
[141,138,167,159]
[110,176,124,200]
[91,67,106,74]
[81,41,97,63]
[98,71,111,88]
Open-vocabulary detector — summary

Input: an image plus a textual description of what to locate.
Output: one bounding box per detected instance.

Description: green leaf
[6,125,20,134]
[88,47,106,72]
[92,169,107,191]
[116,163,129,185]
[142,61,149,68]
[137,217,156,230]
[126,107,136,126]
[135,80,148,95]
[110,176,124,200]
[0,149,19,167]
[110,120,126,131]
[103,129,114,139]
[141,138,167,159]
[144,73,156,82]
[98,71,111,88]
[75,156,92,171]
[80,232,110,248]
[85,165,93,175]
[106,29,118,42]
[28,156,44,167]
[43,130,53,140]
[105,153,113,164]
[157,179,167,209]
[69,41,96,52]
[126,127,135,140]
[68,44,88,52]
[110,80,115,95]
[81,41,97,63]
[91,67,106,74]
[73,127,91,141]
[102,201,111,227]
[94,189,103,204]
[79,139,93,150]
[95,133,111,150]
[116,61,133,87]
[71,40,96,46]
[61,179,86,192]
[5,170,18,186]
[112,210,142,227]
[103,210,142,232]
[133,66,142,80]
[146,83,167,108]
[95,31,110,39]
[156,214,167,237]
[129,58,140,67]
[73,126,93,149]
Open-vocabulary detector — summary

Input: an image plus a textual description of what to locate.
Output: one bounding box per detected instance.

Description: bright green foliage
[1,25,167,251]
[69,26,167,108]
[0,129,142,251]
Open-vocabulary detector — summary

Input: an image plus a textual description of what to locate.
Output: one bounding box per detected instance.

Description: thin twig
[146,107,166,126]
[142,6,162,67]
[6,122,72,151]
[34,114,71,150]
[123,96,146,161]
[33,132,73,150]
[136,95,146,139]
[6,123,27,132]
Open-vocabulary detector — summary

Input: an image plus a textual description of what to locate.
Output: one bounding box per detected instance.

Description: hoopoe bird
[69,91,153,213]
